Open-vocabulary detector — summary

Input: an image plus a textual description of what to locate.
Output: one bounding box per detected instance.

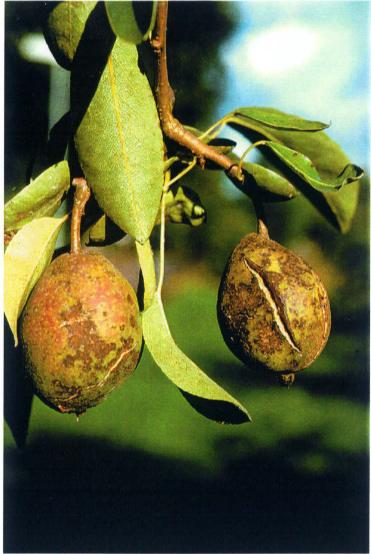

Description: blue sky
[218,1,369,167]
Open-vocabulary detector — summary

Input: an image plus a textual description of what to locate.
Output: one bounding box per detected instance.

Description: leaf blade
[229,108,363,231]
[4,162,70,232]
[73,39,164,243]
[232,107,329,131]
[262,141,344,193]
[44,1,97,69]
[226,151,299,201]
[242,161,299,201]
[105,1,158,44]
[142,294,251,424]
[105,1,143,44]
[4,216,68,345]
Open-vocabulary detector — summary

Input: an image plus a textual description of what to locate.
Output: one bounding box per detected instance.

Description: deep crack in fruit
[217,229,331,384]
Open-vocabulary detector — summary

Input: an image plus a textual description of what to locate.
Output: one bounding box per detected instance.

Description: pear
[21,250,142,414]
[21,178,142,414]
[217,225,331,385]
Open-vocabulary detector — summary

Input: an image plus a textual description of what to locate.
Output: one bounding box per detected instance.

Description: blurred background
[4,2,369,552]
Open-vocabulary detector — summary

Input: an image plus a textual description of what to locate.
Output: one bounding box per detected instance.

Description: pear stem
[71,178,91,254]
[252,195,269,238]
[258,218,269,238]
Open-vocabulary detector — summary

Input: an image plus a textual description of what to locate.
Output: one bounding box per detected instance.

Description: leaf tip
[11,325,19,348]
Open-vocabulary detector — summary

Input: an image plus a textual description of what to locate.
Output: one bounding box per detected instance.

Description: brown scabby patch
[217,232,331,377]
[21,251,143,414]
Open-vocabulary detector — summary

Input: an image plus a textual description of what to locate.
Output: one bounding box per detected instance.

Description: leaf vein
[107,54,141,234]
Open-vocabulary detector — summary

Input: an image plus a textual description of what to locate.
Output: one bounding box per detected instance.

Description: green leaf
[225,151,298,201]
[73,39,164,243]
[333,163,364,186]
[242,162,299,201]
[4,162,70,233]
[105,1,158,44]
[231,107,329,131]
[142,293,251,424]
[4,216,68,346]
[229,107,363,232]
[324,167,363,233]
[261,141,345,193]
[44,1,97,70]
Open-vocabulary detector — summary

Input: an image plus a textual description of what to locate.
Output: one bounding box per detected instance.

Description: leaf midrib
[107,52,142,236]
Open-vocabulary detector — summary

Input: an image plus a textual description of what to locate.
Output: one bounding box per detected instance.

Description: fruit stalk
[71,178,91,254]
[257,218,269,239]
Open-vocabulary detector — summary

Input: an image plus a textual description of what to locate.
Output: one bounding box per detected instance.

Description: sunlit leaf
[44,1,97,69]
[262,141,346,193]
[73,37,164,243]
[231,107,329,131]
[4,162,70,232]
[105,1,158,44]
[229,107,363,232]
[142,293,251,424]
[4,216,68,346]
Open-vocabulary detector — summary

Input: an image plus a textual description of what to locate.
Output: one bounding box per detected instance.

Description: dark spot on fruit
[20,251,143,414]
[217,231,331,378]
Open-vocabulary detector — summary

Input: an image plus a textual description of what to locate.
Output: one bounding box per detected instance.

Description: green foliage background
[4,2,369,552]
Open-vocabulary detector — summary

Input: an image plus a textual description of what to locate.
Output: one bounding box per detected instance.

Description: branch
[151,1,243,181]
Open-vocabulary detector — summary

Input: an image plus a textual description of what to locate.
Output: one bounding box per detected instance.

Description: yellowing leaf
[4,161,70,232]
[4,216,68,346]
[142,293,251,424]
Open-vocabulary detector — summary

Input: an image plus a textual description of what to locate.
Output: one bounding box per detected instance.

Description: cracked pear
[21,251,142,414]
[217,231,331,384]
